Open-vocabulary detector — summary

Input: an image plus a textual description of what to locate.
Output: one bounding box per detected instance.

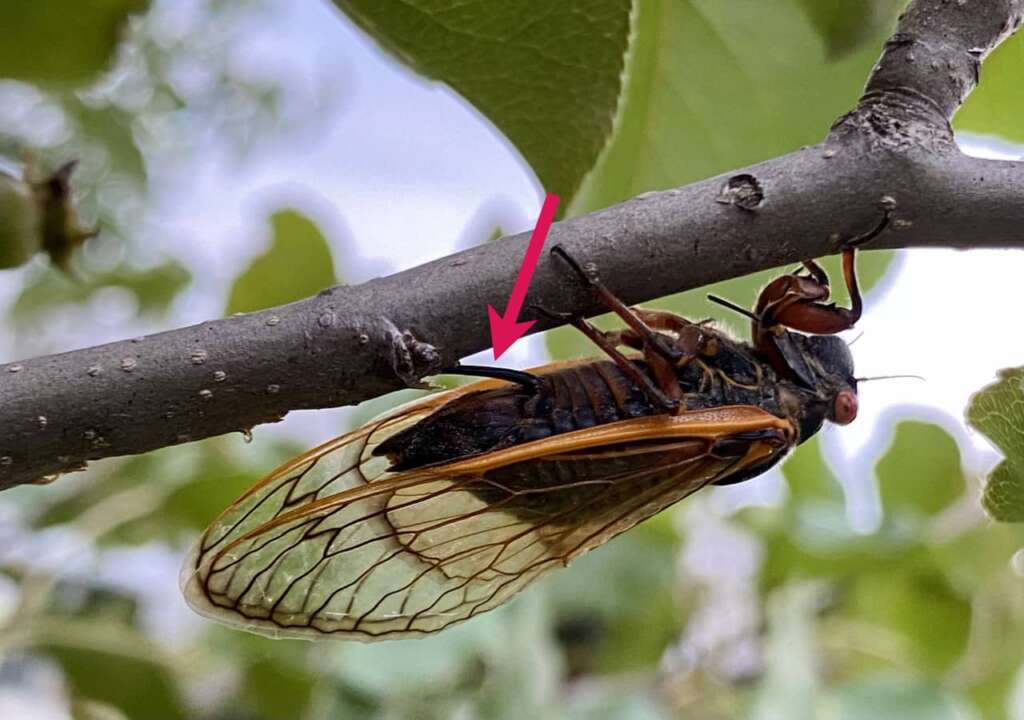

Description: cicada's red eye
[833,389,858,425]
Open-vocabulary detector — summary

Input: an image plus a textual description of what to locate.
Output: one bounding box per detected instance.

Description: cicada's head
[775,331,858,442]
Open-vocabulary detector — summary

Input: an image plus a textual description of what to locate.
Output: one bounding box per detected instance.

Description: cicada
[181,209,891,641]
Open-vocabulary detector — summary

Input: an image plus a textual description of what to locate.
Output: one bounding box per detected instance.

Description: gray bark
[1,0,1022,491]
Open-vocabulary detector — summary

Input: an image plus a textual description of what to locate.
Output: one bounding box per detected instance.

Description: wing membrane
[182,396,793,640]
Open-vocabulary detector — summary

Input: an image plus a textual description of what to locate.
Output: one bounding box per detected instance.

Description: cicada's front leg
[753,205,893,349]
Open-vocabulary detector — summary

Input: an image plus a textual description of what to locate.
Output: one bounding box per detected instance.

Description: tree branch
[2,0,1022,491]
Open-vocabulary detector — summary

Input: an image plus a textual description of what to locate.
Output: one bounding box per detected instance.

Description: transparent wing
[182,400,793,641]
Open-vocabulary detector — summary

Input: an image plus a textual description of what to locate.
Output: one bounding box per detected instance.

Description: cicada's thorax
[375,327,795,474]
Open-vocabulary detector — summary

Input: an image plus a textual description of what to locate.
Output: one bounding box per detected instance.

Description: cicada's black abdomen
[374,335,793,473]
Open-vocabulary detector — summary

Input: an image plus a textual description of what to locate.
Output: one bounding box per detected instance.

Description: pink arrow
[487,193,560,359]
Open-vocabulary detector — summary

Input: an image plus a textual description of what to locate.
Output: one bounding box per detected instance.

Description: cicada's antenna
[707,294,758,322]
[846,331,865,347]
[854,374,926,383]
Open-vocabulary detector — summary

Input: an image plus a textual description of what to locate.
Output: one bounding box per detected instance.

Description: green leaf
[33,439,298,545]
[793,0,903,59]
[226,209,337,314]
[242,656,316,719]
[573,0,894,214]
[71,699,130,720]
[955,29,1024,144]
[749,435,930,591]
[967,368,1024,522]
[0,1,149,85]
[329,0,631,205]
[981,463,1024,523]
[336,591,558,713]
[159,440,301,538]
[875,421,965,519]
[33,455,152,531]
[12,261,191,322]
[753,503,918,591]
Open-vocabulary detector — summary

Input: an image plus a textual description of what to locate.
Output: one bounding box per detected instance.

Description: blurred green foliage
[0,1,149,85]
[44,643,184,720]
[3,1,1024,719]
[226,209,338,314]
[0,170,40,268]
[955,28,1024,143]
[794,0,905,58]
[12,261,191,324]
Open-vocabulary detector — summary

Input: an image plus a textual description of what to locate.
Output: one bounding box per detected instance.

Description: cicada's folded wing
[182,402,793,641]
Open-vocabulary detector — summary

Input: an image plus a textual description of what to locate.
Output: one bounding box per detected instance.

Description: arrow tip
[487,305,536,360]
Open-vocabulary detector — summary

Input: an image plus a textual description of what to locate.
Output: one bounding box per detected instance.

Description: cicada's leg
[532,305,681,413]
[605,315,710,371]
[755,206,893,337]
[629,309,718,363]
[799,259,830,287]
[574,316,684,412]
[629,308,695,333]
[549,245,683,363]
[587,319,716,376]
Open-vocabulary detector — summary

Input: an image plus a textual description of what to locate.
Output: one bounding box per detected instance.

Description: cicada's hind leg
[532,305,683,412]
[544,245,716,414]
[549,245,685,362]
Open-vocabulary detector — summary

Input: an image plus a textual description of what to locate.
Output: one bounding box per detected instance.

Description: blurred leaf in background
[0,169,42,268]
[1,0,308,319]
[0,1,149,85]
[12,261,190,324]
[794,0,905,58]
[955,28,1024,143]
[226,208,338,314]
[43,642,185,720]
[545,515,683,674]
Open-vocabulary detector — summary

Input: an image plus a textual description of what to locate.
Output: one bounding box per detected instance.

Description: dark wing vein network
[182,396,782,641]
